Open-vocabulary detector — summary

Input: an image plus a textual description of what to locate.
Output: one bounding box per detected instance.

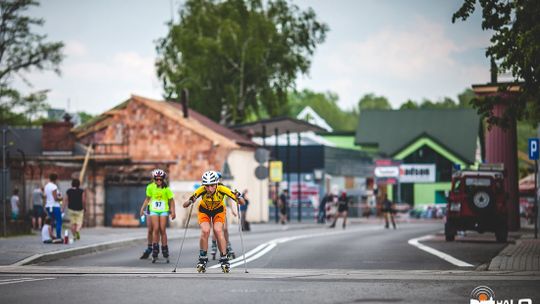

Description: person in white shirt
[10,189,19,220]
[44,173,63,238]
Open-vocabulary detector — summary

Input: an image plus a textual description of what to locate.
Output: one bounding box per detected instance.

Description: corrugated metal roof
[355,109,480,163]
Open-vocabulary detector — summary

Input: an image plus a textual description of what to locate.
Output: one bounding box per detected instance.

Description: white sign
[374,166,400,178]
[399,164,436,183]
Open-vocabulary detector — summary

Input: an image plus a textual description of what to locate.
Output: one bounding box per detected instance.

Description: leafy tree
[357,93,392,111]
[399,100,419,110]
[288,89,357,131]
[156,0,328,125]
[77,111,94,124]
[0,0,64,125]
[453,0,540,127]
[457,88,475,108]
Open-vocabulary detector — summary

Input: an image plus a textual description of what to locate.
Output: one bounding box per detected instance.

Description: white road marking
[209,226,382,269]
[408,235,473,267]
[0,277,56,286]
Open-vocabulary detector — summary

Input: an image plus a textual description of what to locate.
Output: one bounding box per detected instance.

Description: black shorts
[33,205,44,218]
[338,205,348,213]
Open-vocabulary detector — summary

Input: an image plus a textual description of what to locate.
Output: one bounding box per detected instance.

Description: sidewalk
[0,222,319,266]
[488,231,540,271]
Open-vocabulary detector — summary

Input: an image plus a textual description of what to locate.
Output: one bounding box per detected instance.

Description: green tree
[156,0,328,125]
[288,89,357,131]
[457,88,475,108]
[453,0,540,127]
[357,93,392,111]
[399,99,419,110]
[0,0,64,125]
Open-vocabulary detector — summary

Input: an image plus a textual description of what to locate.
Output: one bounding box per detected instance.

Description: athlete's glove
[183,199,194,208]
[234,189,242,199]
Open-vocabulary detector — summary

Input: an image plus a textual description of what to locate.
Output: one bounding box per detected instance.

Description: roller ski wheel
[211,252,216,261]
[196,257,208,273]
[140,248,152,260]
[227,250,236,260]
[152,257,158,263]
[151,243,159,263]
[220,257,230,273]
[211,241,217,260]
[162,245,170,263]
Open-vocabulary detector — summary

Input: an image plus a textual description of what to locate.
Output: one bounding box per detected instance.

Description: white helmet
[201,170,219,185]
[151,168,167,179]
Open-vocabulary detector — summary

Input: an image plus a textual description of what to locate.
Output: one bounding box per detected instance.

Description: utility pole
[2,126,8,237]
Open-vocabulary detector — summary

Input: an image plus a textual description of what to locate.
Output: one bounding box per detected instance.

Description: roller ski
[162,245,170,263]
[196,256,208,273]
[151,243,159,263]
[139,246,152,259]
[211,240,217,260]
[219,255,230,273]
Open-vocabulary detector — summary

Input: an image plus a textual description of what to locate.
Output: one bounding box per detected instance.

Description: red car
[445,165,508,242]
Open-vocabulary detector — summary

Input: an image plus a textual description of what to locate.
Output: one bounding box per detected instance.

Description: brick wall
[42,122,75,152]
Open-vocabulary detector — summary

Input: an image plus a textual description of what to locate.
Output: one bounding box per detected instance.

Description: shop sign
[399,164,435,183]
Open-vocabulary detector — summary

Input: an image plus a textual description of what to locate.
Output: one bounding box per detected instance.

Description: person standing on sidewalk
[183,170,245,273]
[32,185,45,230]
[44,173,64,238]
[278,189,289,225]
[65,179,85,241]
[382,194,396,229]
[10,189,20,221]
[139,169,176,263]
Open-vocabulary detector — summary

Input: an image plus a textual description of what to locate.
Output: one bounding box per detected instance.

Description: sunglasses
[155,178,164,181]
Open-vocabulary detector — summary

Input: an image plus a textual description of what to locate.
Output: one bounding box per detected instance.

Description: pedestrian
[278,189,289,225]
[382,194,396,229]
[44,173,64,238]
[65,179,85,240]
[10,188,20,221]
[41,217,62,244]
[240,189,250,231]
[329,191,349,229]
[139,169,176,263]
[32,185,45,230]
[182,170,245,273]
[317,193,332,224]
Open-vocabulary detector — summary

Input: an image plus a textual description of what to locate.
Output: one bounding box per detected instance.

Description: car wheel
[445,222,456,242]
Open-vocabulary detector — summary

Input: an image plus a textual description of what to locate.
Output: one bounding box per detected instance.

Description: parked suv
[445,164,508,242]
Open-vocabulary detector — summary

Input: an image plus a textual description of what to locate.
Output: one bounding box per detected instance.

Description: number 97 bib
[151,200,166,212]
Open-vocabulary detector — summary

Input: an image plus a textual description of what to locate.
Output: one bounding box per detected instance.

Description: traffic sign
[269,161,283,182]
[529,138,539,160]
[255,148,270,164]
[255,165,268,180]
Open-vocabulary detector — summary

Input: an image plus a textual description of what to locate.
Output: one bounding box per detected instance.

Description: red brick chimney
[42,121,75,154]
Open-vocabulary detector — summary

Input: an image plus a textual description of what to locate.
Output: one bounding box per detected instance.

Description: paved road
[40,222,506,271]
[2,222,537,304]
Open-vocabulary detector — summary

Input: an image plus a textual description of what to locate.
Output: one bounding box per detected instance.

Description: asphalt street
[2,221,537,304]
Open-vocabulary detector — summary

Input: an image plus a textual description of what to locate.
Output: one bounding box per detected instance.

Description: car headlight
[449,202,461,212]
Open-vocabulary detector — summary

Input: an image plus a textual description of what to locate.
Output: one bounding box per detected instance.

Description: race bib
[151,200,166,211]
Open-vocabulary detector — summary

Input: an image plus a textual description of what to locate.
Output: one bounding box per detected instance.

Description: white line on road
[0,277,56,286]
[408,235,473,267]
[209,226,382,269]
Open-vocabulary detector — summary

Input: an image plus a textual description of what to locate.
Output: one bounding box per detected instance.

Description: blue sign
[529,138,539,160]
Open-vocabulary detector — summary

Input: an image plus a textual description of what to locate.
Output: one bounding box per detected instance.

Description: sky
[13,0,494,115]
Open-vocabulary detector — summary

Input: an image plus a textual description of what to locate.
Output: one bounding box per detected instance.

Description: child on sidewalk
[42,217,63,244]
[183,170,244,273]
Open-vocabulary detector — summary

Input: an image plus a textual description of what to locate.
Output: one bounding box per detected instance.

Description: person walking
[240,189,250,231]
[382,194,396,229]
[32,185,45,230]
[329,191,349,229]
[44,173,63,238]
[317,192,332,224]
[183,170,245,273]
[139,169,176,263]
[65,179,85,240]
[278,189,289,225]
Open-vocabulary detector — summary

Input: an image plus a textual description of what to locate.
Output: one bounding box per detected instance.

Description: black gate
[105,185,146,227]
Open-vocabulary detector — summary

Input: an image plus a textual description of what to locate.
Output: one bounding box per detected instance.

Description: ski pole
[237,203,249,273]
[172,202,194,273]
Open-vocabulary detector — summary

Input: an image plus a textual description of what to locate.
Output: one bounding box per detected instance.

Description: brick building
[8,95,267,228]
